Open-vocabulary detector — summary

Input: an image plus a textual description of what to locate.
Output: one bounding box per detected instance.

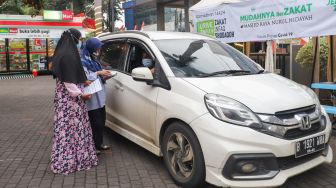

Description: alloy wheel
[166,132,194,179]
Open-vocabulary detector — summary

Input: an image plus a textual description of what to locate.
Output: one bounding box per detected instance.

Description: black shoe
[99,145,111,150]
[96,150,101,155]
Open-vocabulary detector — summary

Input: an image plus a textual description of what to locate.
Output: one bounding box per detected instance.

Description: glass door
[8,39,28,72]
[0,39,7,72]
[47,38,59,57]
[47,38,59,70]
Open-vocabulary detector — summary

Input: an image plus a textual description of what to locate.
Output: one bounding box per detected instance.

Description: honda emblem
[295,114,311,130]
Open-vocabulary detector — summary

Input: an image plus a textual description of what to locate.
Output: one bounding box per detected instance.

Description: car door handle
[115,84,124,91]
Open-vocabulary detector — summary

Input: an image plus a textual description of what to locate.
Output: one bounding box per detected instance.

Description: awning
[190,0,247,11]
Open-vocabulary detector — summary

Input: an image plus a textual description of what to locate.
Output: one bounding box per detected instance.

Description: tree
[296,37,329,80]
[21,0,43,10]
[85,0,124,31]
[43,0,72,11]
[0,0,23,14]
[103,0,123,20]
[73,0,93,15]
[21,3,39,15]
[0,0,94,16]
[0,0,123,26]
[43,0,93,15]
[84,1,94,18]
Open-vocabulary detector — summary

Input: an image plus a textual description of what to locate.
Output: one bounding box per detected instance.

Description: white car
[98,31,333,188]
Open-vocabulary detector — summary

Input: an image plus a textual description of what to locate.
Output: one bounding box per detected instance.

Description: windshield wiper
[198,70,251,77]
[257,70,265,74]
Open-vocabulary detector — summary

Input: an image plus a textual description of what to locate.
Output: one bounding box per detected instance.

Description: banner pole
[331,35,334,82]
[290,42,293,80]
[311,37,320,87]
[273,40,277,74]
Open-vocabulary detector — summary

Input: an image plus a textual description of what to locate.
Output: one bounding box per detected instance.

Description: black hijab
[51,28,87,84]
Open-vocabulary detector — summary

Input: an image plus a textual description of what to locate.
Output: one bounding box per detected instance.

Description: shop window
[250,42,265,53]
[0,39,6,72]
[276,44,289,54]
[8,39,28,72]
[165,8,185,32]
[29,39,47,71]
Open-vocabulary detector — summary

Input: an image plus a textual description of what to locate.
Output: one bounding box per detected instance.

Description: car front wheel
[162,122,205,188]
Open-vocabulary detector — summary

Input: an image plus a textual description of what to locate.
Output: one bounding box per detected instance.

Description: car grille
[277,146,328,170]
[274,105,325,140]
[284,121,323,139]
[275,105,316,119]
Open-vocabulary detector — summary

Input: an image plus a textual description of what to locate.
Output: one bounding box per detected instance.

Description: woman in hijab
[80,37,112,154]
[50,28,98,175]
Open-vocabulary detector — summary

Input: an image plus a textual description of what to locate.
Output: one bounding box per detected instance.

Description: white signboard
[191,0,336,43]
[0,28,85,39]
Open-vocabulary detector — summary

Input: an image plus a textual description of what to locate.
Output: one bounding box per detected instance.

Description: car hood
[183,73,315,114]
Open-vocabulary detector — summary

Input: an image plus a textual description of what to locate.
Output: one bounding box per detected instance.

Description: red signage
[34,39,41,46]
[82,18,96,29]
[62,10,73,21]
[9,28,18,34]
[0,20,82,27]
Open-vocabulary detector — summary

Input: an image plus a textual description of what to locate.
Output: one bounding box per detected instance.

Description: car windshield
[154,39,264,78]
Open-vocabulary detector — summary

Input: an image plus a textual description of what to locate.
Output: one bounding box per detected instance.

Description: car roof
[97,31,214,41]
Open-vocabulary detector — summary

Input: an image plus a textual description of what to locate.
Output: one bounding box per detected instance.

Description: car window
[99,41,129,72]
[126,43,155,74]
[154,39,263,77]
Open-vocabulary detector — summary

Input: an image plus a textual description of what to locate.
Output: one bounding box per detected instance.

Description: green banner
[0,28,9,34]
[192,0,336,43]
[43,10,62,20]
[196,20,215,37]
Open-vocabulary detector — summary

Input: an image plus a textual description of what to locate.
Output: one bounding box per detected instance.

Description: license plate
[295,134,325,158]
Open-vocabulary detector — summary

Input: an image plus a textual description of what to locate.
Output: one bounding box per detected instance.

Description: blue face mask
[142,58,153,68]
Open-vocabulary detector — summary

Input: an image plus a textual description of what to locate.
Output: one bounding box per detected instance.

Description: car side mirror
[131,67,154,82]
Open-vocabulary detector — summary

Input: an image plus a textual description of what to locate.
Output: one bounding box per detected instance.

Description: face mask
[92,51,99,57]
[142,58,153,68]
[91,49,100,60]
[77,41,82,49]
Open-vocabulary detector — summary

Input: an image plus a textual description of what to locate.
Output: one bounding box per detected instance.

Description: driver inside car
[142,51,155,74]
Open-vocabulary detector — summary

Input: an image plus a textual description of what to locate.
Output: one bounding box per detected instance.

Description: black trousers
[88,106,106,149]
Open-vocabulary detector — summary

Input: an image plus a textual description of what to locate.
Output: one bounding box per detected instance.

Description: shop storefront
[0,12,86,74]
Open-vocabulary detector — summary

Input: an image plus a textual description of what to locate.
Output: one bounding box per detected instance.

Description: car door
[101,39,159,142]
[99,39,131,132]
[118,39,159,142]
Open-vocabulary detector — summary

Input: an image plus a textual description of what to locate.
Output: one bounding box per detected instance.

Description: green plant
[21,4,39,15]
[296,38,329,75]
[83,1,94,18]
[43,0,72,11]
[0,0,23,14]
[84,0,125,31]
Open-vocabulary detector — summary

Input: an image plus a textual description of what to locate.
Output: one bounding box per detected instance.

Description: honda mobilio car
[97,31,332,188]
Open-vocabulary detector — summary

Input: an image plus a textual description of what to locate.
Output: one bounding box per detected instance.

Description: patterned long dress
[51,80,98,175]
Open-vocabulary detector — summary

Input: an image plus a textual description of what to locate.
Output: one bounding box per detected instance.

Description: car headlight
[204,94,261,127]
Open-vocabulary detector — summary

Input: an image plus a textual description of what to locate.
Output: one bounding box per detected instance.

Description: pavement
[1,76,336,188]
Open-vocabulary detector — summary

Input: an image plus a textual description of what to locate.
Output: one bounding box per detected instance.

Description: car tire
[162,122,205,188]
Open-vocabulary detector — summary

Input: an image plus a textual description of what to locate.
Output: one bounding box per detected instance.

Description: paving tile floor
[0,76,336,188]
